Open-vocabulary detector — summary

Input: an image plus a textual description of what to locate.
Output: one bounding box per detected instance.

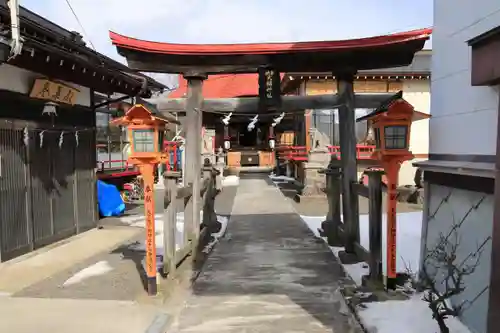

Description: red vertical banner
[387,182,397,279]
[384,163,400,289]
[141,164,157,294]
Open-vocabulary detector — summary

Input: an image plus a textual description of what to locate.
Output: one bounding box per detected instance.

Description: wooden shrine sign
[30,78,79,105]
[258,66,281,111]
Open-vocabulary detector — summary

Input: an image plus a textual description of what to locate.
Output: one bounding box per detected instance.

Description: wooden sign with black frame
[258,66,281,111]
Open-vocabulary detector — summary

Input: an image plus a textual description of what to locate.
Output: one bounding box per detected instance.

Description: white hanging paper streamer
[247,115,259,132]
[23,127,29,146]
[272,112,285,127]
[58,131,64,149]
[75,131,79,147]
[39,130,45,148]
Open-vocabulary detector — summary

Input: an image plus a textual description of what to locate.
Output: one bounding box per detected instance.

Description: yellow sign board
[29,78,79,105]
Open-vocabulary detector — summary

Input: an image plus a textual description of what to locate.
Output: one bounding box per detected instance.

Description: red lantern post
[357,92,430,289]
[111,104,176,295]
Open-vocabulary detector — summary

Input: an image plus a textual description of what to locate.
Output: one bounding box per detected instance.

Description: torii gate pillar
[183,72,206,244]
[337,73,360,254]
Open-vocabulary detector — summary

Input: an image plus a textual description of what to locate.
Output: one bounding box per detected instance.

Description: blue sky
[19,0,432,86]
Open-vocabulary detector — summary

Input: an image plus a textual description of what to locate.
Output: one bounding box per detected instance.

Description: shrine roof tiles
[109,28,432,56]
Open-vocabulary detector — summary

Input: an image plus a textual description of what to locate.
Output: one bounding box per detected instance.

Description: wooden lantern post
[111,104,171,296]
[357,91,430,290]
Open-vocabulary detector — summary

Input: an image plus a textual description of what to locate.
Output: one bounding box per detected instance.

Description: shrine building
[167,50,431,185]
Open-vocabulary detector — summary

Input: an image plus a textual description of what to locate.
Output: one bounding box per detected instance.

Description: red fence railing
[277,145,376,162]
[164,141,182,171]
[97,159,132,172]
[96,159,140,180]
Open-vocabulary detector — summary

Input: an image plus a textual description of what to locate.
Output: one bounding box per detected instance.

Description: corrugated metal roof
[169,73,284,98]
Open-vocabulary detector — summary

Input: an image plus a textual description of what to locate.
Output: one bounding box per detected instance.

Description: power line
[64,0,96,51]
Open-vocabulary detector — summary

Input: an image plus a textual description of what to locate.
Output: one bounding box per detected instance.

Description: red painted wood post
[173,144,178,171]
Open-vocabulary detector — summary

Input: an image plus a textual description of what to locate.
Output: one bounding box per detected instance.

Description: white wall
[424,185,493,333]
[431,0,500,155]
[400,80,430,185]
[0,64,91,107]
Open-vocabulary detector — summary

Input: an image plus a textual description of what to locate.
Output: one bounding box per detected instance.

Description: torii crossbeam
[149,93,394,114]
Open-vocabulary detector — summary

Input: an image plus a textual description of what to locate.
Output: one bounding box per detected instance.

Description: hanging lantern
[42,101,58,116]
[268,124,276,150]
[110,104,178,162]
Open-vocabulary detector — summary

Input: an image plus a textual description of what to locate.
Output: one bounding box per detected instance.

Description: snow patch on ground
[300,215,370,285]
[63,261,113,286]
[222,175,240,187]
[202,215,229,253]
[344,262,370,286]
[359,294,472,333]
[119,211,228,270]
[300,211,423,282]
[300,213,472,333]
[121,211,204,253]
[269,174,296,184]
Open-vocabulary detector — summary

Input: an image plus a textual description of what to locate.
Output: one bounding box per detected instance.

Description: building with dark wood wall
[0,2,165,261]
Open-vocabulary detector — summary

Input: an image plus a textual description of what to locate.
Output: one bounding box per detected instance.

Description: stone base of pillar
[319,220,344,246]
[301,163,326,196]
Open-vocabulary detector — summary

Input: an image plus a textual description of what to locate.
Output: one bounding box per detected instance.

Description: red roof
[109,28,432,56]
[169,73,285,98]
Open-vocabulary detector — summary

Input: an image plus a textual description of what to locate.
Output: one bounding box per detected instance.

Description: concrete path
[0,226,141,294]
[0,187,239,333]
[170,175,361,333]
[0,296,169,333]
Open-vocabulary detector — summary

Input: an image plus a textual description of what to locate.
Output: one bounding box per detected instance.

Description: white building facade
[417,2,500,333]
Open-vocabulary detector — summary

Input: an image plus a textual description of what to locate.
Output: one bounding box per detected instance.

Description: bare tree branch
[417,200,490,333]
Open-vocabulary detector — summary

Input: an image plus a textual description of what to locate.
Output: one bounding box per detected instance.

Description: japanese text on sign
[265,69,274,99]
[144,184,156,278]
[387,186,397,279]
[388,210,397,278]
[30,79,79,105]
[258,66,281,110]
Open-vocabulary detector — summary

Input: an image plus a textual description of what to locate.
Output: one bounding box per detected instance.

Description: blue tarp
[97,180,126,217]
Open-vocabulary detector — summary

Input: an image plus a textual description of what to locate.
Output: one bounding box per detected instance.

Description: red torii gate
[108,28,431,256]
